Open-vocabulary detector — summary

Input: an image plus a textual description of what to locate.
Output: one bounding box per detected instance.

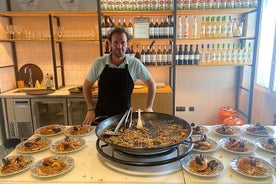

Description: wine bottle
[122,18,127,30]
[177,16,182,38]
[149,17,155,39]
[105,17,111,37]
[150,45,157,66]
[183,44,189,65]
[205,44,211,63]
[167,43,173,65]
[140,45,146,65]
[178,44,184,65]
[200,16,206,38]
[194,44,200,65]
[135,45,141,59]
[159,17,165,39]
[104,41,110,55]
[162,45,168,65]
[145,45,151,66]
[175,45,179,65]
[164,17,170,38]
[199,44,205,63]
[169,16,174,38]
[127,18,133,38]
[101,18,107,39]
[129,45,135,59]
[184,16,189,38]
[192,16,198,38]
[157,45,163,65]
[188,44,194,65]
[154,17,159,39]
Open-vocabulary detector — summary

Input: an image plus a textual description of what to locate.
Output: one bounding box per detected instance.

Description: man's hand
[82,111,95,125]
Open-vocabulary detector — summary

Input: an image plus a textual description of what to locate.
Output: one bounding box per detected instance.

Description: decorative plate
[35,124,65,136]
[16,137,52,153]
[229,156,274,178]
[64,125,94,137]
[245,126,274,137]
[219,138,257,155]
[192,126,209,135]
[270,156,276,168]
[213,125,242,137]
[50,137,86,154]
[0,155,35,176]
[192,136,219,153]
[31,155,74,178]
[181,154,224,177]
[255,137,276,154]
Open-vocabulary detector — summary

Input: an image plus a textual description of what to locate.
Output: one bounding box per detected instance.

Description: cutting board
[19,63,43,86]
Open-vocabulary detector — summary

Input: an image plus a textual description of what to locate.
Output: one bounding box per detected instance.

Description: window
[256,0,276,92]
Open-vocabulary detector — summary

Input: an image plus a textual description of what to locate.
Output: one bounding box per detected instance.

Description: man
[82,27,156,125]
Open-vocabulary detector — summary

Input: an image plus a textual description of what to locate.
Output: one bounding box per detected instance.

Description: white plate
[64,125,94,137]
[219,138,256,155]
[50,137,86,154]
[270,156,276,168]
[213,125,242,137]
[245,125,275,137]
[31,155,74,178]
[229,156,274,178]
[192,126,209,135]
[192,136,219,153]
[16,137,52,153]
[181,154,224,177]
[0,155,35,176]
[255,137,276,154]
[134,85,144,89]
[35,124,65,136]
[156,82,165,88]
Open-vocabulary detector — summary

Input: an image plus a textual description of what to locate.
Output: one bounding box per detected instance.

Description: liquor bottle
[104,41,110,55]
[205,0,212,9]
[212,0,220,9]
[191,0,199,10]
[227,16,233,38]
[188,44,194,65]
[183,44,189,65]
[194,44,200,65]
[226,43,232,63]
[221,43,227,63]
[164,17,170,38]
[105,17,111,37]
[226,0,234,8]
[135,45,141,59]
[177,16,182,38]
[150,45,157,66]
[169,16,174,38]
[140,45,146,65]
[184,16,189,38]
[220,0,227,8]
[210,44,217,63]
[231,43,237,63]
[145,45,151,65]
[210,16,216,38]
[178,44,184,65]
[127,18,133,38]
[183,0,191,10]
[167,43,173,65]
[205,44,211,63]
[154,17,160,39]
[221,16,227,38]
[192,16,198,38]
[162,45,168,65]
[216,16,222,38]
[101,18,107,39]
[205,16,211,38]
[159,18,165,38]
[216,44,221,63]
[234,0,241,8]
[157,45,163,65]
[122,18,127,30]
[198,0,205,9]
[129,45,135,59]
[199,44,205,63]
[200,16,206,38]
[149,17,155,39]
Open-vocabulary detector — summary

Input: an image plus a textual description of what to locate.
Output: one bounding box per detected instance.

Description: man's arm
[82,79,95,125]
[143,77,156,112]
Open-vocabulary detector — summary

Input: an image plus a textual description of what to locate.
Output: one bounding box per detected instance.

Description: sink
[14,89,55,95]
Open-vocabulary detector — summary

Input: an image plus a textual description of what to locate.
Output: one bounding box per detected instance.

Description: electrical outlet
[176,106,185,111]
[189,106,195,111]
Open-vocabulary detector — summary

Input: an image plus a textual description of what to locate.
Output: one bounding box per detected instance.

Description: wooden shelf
[0,11,98,17]
[177,8,257,15]
[100,10,173,17]
[176,36,255,41]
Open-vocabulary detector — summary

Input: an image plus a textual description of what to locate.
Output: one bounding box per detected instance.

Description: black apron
[95,64,134,117]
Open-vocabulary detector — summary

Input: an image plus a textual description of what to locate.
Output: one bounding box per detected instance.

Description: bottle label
[144,0,150,10]
[159,0,166,10]
[114,0,122,10]
[107,0,114,10]
[101,0,107,10]
[141,54,146,64]
[165,0,173,9]
[151,0,158,10]
[190,0,198,10]
[136,0,144,10]
[183,0,190,9]
[162,54,168,63]
[128,0,136,10]
[198,0,205,9]
[205,0,212,9]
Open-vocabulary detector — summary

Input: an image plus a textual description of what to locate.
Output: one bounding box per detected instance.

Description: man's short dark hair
[108,27,131,42]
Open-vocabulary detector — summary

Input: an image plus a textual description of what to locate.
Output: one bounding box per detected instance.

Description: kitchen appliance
[2,98,33,139]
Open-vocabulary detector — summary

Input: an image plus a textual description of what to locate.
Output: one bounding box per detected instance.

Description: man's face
[110,33,128,58]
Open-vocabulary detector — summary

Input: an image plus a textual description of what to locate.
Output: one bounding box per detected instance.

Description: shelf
[176,8,257,15]
[0,11,98,17]
[176,36,255,41]
[55,39,99,42]
[100,10,173,17]
[0,39,51,42]
[175,63,252,66]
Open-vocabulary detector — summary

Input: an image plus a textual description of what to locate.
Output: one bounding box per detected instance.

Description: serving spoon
[105,109,130,136]
[136,108,143,129]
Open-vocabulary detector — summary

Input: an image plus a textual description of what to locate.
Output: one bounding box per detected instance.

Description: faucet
[24,67,33,87]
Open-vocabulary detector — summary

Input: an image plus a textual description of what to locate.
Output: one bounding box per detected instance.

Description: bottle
[107,0,115,10]
[117,17,122,27]
[149,17,155,39]
[210,16,216,38]
[249,0,258,8]
[188,44,194,65]
[226,0,234,8]
[221,43,227,63]
[101,0,108,10]
[114,0,122,10]
[122,0,129,10]
[216,44,221,63]
[199,44,205,63]
[159,0,166,10]
[111,18,116,32]
[194,44,200,65]
[135,44,141,59]
[157,45,163,65]
[144,0,151,10]
[140,45,146,65]
[237,43,243,63]
[151,0,158,10]
[169,16,174,38]
[136,0,143,10]
[122,18,127,30]
[159,17,165,38]
[221,16,227,38]
[162,45,168,65]
[183,44,189,65]
[129,45,135,59]
[127,18,133,38]
[226,43,232,63]
[205,0,212,9]
[198,0,205,9]
[227,16,233,38]
[45,73,53,89]
[104,41,110,55]
[129,0,136,10]
[234,0,241,8]
[231,43,237,63]
[167,43,173,65]
[101,18,107,39]
[150,45,157,66]
[190,0,199,10]
[215,16,222,38]
[205,44,211,63]
[175,45,179,65]
[200,16,206,38]
[220,0,227,8]
[192,16,198,38]
[205,16,211,38]
[183,0,191,10]
[212,0,220,9]
[210,44,217,64]
[164,17,170,38]
[246,42,252,64]
[145,45,151,65]
[184,16,189,38]
[177,0,184,9]
[178,44,184,65]
[154,17,160,39]
[177,16,182,38]
[241,0,249,8]
[105,17,111,37]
